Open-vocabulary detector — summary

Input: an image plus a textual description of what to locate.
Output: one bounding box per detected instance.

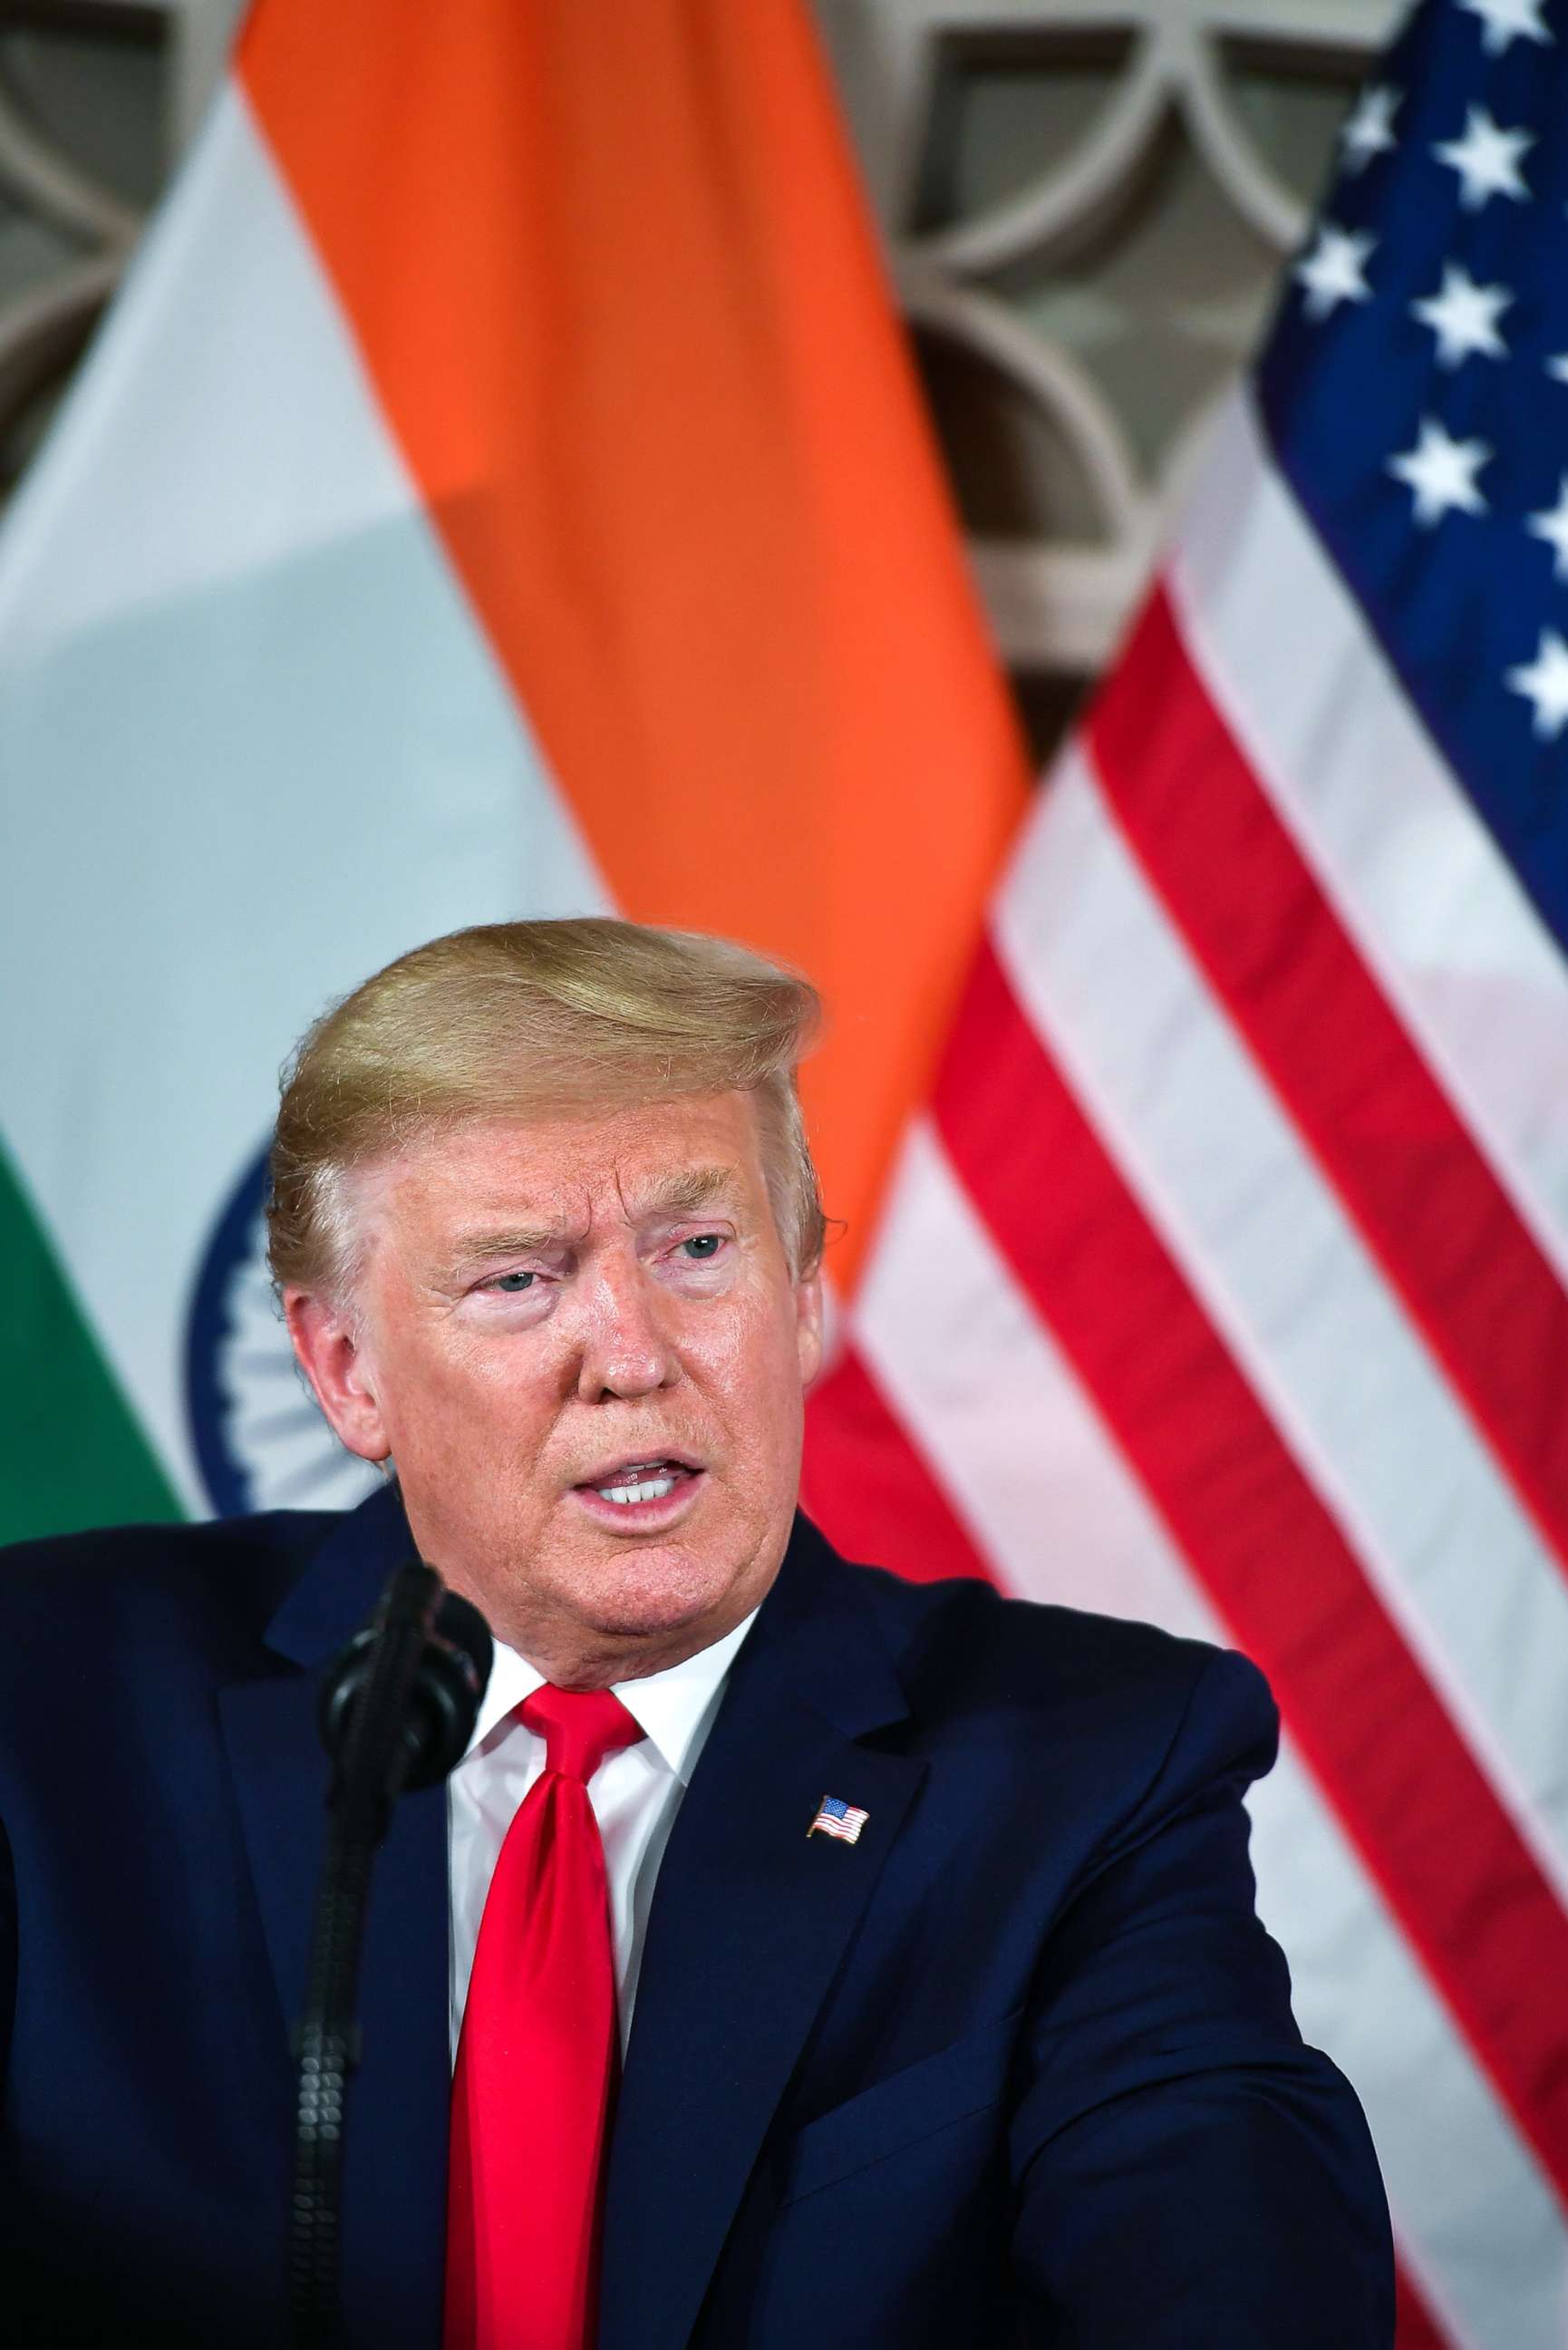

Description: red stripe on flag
[802,1344,993,1585]
[933,936,1568,2205]
[1090,587,1568,1584]
[1393,2259,1454,2350]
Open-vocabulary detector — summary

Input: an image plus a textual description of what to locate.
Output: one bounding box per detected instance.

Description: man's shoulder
[837,1539,1226,1691]
[0,1509,340,1668]
[825,1539,1273,1777]
[1,1508,340,1584]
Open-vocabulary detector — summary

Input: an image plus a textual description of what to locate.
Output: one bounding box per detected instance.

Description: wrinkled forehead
[349,1092,773,1254]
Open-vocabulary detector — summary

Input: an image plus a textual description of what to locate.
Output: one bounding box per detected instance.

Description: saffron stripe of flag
[235,0,1026,1295]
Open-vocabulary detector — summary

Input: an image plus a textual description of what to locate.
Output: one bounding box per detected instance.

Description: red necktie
[444,1685,644,2350]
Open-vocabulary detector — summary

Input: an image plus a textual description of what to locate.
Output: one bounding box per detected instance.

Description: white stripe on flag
[993,749,1568,1908]
[1246,1755,1567,2350]
[851,1116,1566,2348]
[857,1119,1213,1637]
[1166,388,1568,1290]
[0,84,608,1506]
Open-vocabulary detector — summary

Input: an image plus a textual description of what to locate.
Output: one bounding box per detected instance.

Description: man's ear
[285,1289,392,1462]
[794,1271,826,1393]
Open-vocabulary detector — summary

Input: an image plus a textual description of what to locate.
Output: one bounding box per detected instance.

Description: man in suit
[0,918,1392,2346]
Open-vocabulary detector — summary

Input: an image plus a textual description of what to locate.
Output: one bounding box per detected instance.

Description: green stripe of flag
[0,1140,183,1545]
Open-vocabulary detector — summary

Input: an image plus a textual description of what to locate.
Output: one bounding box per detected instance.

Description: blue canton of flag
[808,1795,869,1843]
[1260,0,1568,959]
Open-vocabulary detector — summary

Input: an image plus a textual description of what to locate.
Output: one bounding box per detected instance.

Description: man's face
[286,1092,824,1681]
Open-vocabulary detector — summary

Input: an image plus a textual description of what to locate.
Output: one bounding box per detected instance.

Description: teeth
[597,1474,678,1506]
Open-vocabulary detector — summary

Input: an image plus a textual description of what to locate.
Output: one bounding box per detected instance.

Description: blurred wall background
[0,0,1398,770]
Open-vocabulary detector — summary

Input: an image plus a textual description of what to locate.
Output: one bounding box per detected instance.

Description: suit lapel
[599,1520,926,2350]
[217,1484,451,2347]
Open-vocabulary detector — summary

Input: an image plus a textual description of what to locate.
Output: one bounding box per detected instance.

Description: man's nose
[576,1262,679,1402]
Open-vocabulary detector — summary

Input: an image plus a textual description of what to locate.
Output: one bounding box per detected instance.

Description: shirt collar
[463,1607,759,1784]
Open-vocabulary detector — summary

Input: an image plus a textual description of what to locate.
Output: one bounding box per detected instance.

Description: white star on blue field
[1256,0,1568,961]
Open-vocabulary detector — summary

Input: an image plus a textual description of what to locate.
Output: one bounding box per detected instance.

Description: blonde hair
[267,918,826,1301]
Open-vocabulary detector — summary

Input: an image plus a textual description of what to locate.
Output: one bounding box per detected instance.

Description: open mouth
[571,1456,706,1522]
[587,1459,692,1506]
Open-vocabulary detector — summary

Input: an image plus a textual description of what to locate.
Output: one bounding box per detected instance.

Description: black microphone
[289,1558,493,2347]
[318,1563,494,1806]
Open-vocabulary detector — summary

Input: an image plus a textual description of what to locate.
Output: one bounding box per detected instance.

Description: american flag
[808,1796,869,1845]
[801,0,1568,2341]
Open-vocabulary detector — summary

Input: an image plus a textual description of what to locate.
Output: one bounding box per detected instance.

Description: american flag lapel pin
[808,1793,869,1844]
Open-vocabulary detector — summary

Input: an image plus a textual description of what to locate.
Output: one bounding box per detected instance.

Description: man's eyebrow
[441,1170,738,1273]
[447,1223,570,1270]
[628,1164,740,1219]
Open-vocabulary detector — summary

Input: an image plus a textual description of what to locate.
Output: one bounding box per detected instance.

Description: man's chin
[568,1539,737,1642]
[444,1506,789,1675]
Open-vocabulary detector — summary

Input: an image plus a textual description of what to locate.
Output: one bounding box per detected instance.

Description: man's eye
[682,1235,722,1260]
[492,1271,536,1292]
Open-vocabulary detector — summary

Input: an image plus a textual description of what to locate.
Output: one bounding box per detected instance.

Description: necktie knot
[520,1684,643,1783]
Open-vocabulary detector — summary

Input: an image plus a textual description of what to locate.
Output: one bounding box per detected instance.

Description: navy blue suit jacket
[0,1488,1391,2346]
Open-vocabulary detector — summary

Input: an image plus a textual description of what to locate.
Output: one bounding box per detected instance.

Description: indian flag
[0,0,1028,1542]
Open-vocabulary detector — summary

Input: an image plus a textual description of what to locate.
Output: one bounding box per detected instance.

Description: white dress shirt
[447,1609,757,2063]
